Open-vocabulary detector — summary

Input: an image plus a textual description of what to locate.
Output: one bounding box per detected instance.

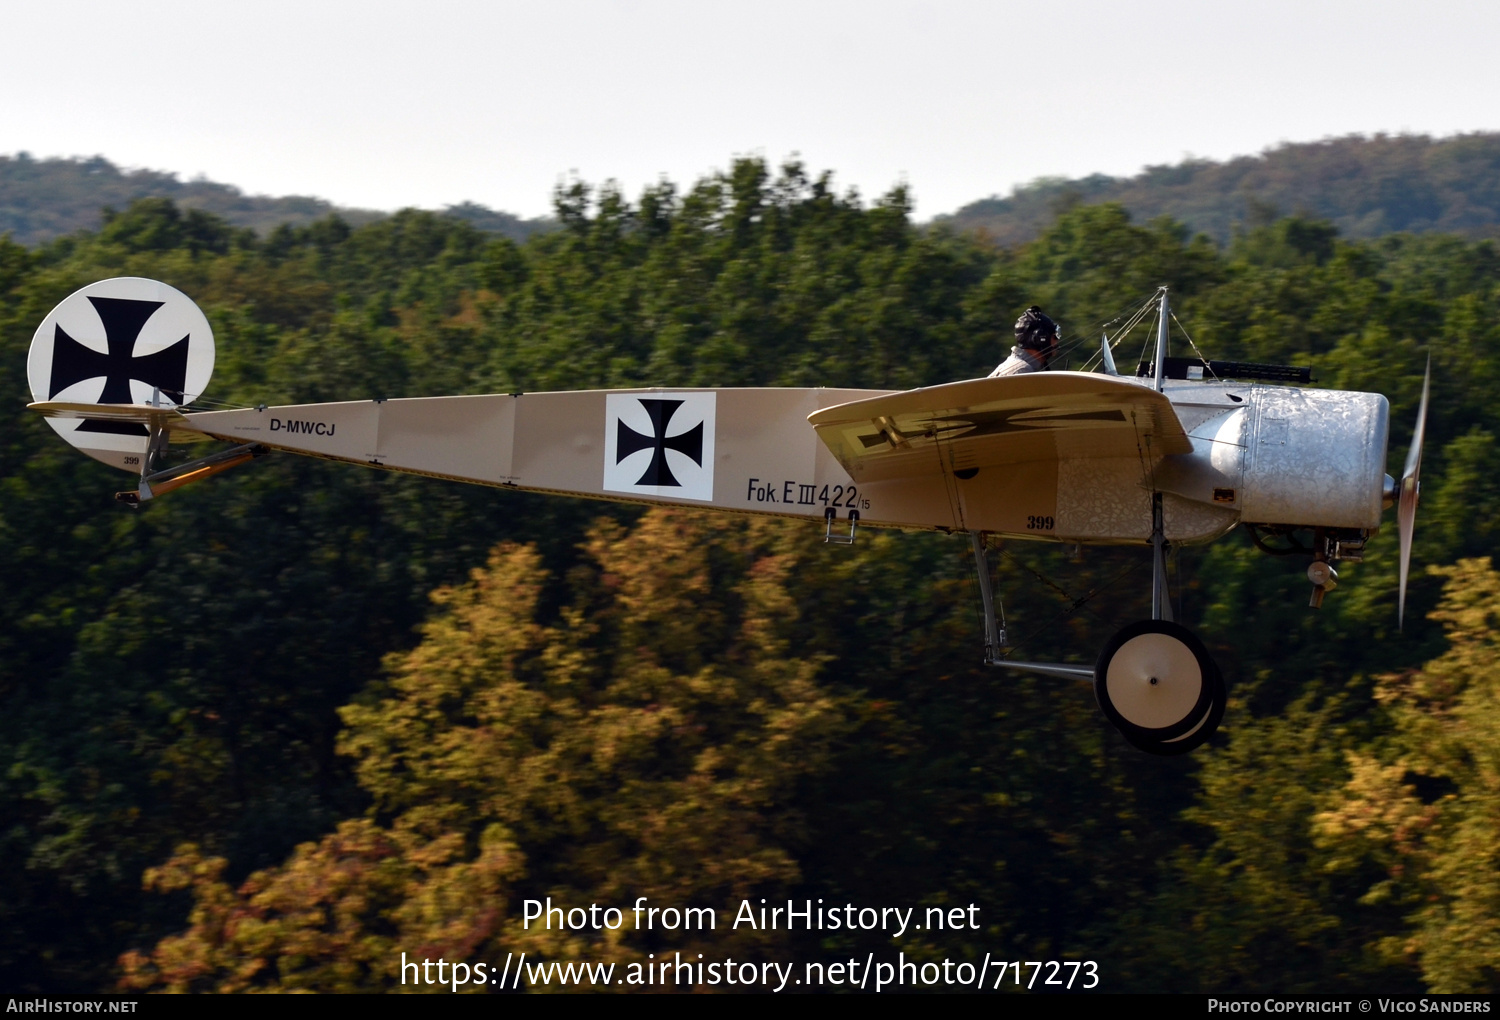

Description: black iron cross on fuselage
[50,297,191,435]
[616,399,704,487]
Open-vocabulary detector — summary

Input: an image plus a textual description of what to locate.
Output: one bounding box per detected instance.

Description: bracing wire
[1002,545,1081,605]
[181,397,253,411]
[998,556,1144,661]
[1039,292,1161,373]
[1060,296,1155,365]
[143,386,256,413]
[1170,310,1219,381]
[1049,293,1222,381]
[1073,294,1159,374]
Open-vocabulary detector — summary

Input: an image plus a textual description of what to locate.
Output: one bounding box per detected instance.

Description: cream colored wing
[807,372,1192,484]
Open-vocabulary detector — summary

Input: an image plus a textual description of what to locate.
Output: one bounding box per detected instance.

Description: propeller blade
[1398,354,1430,629]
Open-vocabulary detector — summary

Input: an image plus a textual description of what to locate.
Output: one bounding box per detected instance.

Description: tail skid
[116,442,268,507]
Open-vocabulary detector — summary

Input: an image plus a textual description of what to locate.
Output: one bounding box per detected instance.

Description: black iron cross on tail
[616,399,703,487]
[49,297,191,435]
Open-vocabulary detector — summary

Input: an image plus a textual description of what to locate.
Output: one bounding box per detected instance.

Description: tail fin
[26,278,215,473]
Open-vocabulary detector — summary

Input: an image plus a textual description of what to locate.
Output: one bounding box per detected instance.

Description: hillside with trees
[0,152,553,247]
[940,133,1500,247]
[10,132,1500,254]
[1,162,1499,992]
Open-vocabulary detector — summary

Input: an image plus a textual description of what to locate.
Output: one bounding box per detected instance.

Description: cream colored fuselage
[173,374,1389,546]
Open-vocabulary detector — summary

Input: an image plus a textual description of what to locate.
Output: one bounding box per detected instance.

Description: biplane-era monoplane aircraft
[25,278,1427,755]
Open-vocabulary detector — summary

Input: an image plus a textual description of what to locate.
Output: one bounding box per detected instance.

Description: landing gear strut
[976,493,1227,755]
[1093,492,1227,755]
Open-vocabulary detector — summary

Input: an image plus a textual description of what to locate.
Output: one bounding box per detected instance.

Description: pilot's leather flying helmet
[1014,306,1060,358]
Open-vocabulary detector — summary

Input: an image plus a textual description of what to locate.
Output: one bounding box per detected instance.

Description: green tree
[121,511,844,990]
[1316,559,1500,992]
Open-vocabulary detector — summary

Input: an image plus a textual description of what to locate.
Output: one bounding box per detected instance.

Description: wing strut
[971,531,1007,664]
[1151,492,1173,622]
[973,530,1096,682]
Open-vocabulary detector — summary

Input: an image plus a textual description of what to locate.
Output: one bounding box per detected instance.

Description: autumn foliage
[5,158,1500,992]
[121,512,842,991]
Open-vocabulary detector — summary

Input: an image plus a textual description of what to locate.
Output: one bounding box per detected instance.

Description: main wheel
[1094,620,1221,745]
[1119,665,1226,756]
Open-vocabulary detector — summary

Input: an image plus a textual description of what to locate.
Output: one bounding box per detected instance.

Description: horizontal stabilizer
[28,400,189,425]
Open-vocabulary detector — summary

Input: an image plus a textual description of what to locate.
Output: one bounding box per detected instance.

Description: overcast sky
[4,1,1498,220]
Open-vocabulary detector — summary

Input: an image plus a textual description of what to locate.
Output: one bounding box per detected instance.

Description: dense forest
[2,161,1500,993]
[0,153,553,247]
[941,133,1500,248]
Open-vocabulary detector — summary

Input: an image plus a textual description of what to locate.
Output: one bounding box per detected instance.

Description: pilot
[990,306,1061,377]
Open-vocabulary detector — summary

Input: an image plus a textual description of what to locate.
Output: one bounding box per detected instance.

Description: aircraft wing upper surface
[807,372,1193,483]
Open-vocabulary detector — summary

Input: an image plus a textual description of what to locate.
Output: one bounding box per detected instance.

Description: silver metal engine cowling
[1239,385,1389,530]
